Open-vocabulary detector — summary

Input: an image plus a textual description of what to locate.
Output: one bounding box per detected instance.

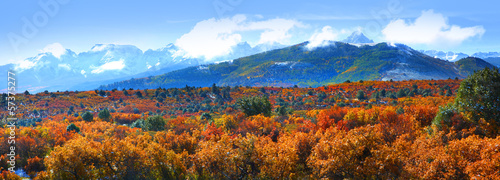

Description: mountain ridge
[99,41,489,90]
[421,50,500,66]
[1,42,285,93]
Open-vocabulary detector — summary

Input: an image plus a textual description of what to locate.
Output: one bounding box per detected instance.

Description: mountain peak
[343,31,374,44]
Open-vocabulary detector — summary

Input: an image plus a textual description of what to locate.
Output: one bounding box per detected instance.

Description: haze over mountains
[3,32,498,93]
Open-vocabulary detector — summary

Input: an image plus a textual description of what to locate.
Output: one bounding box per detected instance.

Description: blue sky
[1,0,499,65]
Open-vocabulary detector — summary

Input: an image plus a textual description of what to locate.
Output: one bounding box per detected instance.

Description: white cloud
[58,64,71,70]
[175,14,303,60]
[306,26,340,50]
[91,59,125,74]
[81,70,87,78]
[246,18,303,45]
[40,43,67,58]
[382,10,485,47]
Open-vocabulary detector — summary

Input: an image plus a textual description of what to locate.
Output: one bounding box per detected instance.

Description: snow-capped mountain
[420,50,469,62]
[1,42,287,93]
[472,52,500,59]
[342,31,374,44]
[420,50,500,67]
[101,41,490,90]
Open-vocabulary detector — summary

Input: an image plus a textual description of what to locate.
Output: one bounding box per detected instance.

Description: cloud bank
[175,15,303,60]
[306,26,340,50]
[382,10,485,47]
[40,43,67,58]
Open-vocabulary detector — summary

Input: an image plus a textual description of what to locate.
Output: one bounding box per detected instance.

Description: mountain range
[419,50,469,62]
[99,40,495,90]
[0,42,284,93]
[2,32,497,93]
[421,50,500,67]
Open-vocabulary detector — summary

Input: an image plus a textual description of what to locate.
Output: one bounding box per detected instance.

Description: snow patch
[274,61,293,66]
[91,59,126,74]
[15,60,36,70]
[197,66,209,70]
[91,44,109,52]
[35,54,46,61]
[347,43,378,47]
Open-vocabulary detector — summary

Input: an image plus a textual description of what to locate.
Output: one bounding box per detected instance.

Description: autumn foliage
[1,79,499,179]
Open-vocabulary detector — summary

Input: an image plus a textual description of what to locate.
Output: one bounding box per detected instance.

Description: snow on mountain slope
[420,50,469,62]
[100,41,481,90]
[472,52,500,59]
[342,31,374,44]
[2,42,287,93]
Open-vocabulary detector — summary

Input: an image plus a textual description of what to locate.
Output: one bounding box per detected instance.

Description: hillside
[483,57,500,67]
[99,42,489,90]
[455,57,498,75]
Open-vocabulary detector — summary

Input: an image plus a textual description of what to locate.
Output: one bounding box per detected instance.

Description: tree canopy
[237,96,272,117]
[455,68,500,125]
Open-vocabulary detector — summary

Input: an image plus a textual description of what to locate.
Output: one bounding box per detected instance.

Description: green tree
[99,90,106,96]
[380,89,386,97]
[143,115,166,131]
[131,119,144,128]
[371,91,380,100]
[211,83,220,95]
[356,90,366,100]
[98,108,111,121]
[445,88,452,96]
[396,107,405,114]
[66,123,80,133]
[200,112,212,121]
[237,96,272,117]
[396,89,406,98]
[135,91,143,98]
[455,68,500,124]
[260,87,266,94]
[432,103,458,130]
[82,111,93,122]
[276,106,288,116]
[158,92,166,98]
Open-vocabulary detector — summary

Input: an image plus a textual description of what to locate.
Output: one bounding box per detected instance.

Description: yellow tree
[44,136,101,179]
